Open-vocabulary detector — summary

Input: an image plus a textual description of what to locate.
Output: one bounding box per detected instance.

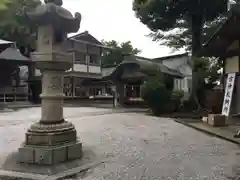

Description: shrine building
[200,4,240,115]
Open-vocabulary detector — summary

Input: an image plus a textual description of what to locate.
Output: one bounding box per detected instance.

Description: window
[187,78,192,93]
[89,54,99,65]
[181,79,185,89]
[75,52,86,64]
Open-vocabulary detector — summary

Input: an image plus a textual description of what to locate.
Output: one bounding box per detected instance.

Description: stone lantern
[18,0,82,165]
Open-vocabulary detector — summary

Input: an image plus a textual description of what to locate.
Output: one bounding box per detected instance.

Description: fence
[0,86,29,102]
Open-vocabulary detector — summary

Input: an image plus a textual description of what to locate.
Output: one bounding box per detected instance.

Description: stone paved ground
[0,107,240,179]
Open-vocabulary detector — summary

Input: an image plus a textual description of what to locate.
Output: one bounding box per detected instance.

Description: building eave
[200,4,240,57]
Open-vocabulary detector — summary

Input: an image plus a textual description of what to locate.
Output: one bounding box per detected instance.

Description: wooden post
[72,76,76,97]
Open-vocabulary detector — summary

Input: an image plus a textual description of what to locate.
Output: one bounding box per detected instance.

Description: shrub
[182,99,195,112]
[168,90,184,112]
[171,90,184,101]
[142,75,170,115]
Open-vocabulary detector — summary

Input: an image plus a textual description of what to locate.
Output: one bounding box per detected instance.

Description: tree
[0,0,41,56]
[133,0,229,112]
[149,16,227,52]
[191,57,222,108]
[101,40,141,66]
[133,0,228,55]
[142,70,170,115]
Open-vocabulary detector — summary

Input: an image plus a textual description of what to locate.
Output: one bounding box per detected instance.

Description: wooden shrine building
[30,31,185,106]
[201,4,240,115]
[0,39,31,103]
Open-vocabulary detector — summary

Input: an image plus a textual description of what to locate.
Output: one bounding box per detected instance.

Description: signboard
[221,73,236,116]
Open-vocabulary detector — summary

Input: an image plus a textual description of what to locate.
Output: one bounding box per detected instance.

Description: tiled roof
[102,55,184,79]
[0,47,29,61]
[0,39,13,45]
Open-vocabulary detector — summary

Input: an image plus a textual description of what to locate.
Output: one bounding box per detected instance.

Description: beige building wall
[225,40,239,73]
[225,56,239,73]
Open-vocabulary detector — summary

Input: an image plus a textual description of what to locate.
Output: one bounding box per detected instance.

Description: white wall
[164,55,192,100]
[88,66,101,74]
[73,64,101,74]
[174,77,191,100]
[73,64,88,72]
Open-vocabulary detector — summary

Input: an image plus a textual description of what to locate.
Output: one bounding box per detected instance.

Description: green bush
[171,90,184,101]
[142,76,170,115]
[168,90,184,112]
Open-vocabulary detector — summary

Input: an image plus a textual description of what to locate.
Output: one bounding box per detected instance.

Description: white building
[153,53,192,100]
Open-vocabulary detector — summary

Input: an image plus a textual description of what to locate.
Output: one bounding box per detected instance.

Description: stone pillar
[18,31,82,165]
[17,0,82,164]
[40,71,64,123]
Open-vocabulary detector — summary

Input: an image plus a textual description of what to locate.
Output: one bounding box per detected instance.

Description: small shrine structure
[201,4,240,117]
[0,40,31,103]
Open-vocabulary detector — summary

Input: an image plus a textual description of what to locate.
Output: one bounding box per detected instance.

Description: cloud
[42,0,184,58]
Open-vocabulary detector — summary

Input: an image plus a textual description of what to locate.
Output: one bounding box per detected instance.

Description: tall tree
[0,0,41,56]
[133,0,229,112]
[133,0,228,55]
[102,40,141,66]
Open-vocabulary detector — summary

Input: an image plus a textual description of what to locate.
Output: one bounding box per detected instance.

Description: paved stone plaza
[0,107,240,179]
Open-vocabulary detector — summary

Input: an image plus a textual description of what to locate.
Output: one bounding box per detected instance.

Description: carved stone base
[18,141,82,165]
[17,120,82,165]
[26,121,77,146]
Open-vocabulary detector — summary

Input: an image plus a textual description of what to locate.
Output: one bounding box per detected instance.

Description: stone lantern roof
[26,0,81,33]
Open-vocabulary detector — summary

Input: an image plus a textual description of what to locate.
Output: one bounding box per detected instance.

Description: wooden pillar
[72,76,76,97]
[28,62,35,101]
[117,83,124,106]
[235,75,240,114]
[112,85,119,108]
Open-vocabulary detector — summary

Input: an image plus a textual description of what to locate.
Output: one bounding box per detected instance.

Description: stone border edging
[174,119,240,145]
[0,169,47,180]
[0,158,110,180]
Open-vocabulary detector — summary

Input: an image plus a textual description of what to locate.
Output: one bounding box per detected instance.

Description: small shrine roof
[102,55,184,81]
[152,53,189,61]
[0,39,14,45]
[0,47,29,62]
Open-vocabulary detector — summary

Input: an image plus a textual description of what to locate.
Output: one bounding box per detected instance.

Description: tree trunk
[191,14,203,113]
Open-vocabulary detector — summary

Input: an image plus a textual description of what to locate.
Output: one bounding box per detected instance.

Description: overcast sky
[61,0,184,58]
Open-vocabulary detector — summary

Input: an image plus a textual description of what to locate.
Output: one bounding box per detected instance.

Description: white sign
[221,73,236,116]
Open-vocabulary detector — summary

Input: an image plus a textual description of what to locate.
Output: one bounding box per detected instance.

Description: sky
[60,0,184,58]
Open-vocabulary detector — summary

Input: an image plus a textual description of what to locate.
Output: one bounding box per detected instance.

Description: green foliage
[0,0,41,54]
[101,40,141,66]
[193,57,221,107]
[133,0,231,112]
[149,16,226,52]
[142,75,170,115]
[166,89,185,112]
[171,90,184,101]
[0,0,12,10]
[133,0,229,52]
